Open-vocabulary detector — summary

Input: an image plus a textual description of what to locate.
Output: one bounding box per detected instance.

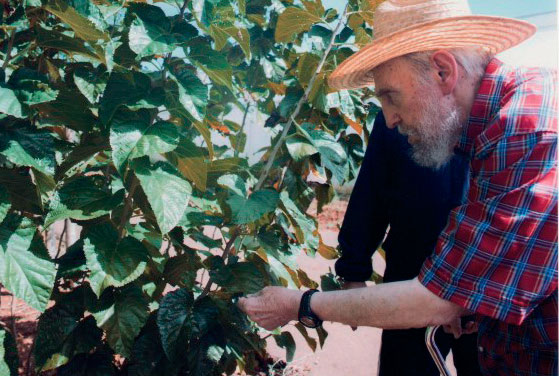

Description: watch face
[300,316,318,328]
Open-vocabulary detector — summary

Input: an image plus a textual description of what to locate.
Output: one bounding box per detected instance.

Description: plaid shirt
[418,59,558,376]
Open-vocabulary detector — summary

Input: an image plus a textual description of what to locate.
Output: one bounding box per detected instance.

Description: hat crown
[374,0,472,39]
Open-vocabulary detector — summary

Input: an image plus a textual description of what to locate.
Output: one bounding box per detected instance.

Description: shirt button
[478,346,484,353]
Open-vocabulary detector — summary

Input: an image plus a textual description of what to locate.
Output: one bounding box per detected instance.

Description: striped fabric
[418,59,558,376]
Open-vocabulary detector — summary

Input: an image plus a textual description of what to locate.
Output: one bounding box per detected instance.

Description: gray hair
[403,47,493,80]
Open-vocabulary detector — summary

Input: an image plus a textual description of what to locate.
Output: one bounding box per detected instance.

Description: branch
[234,103,251,157]
[254,4,350,190]
[55,219,68,259]
[2,30,15,70]
[118,176,139,239]
[199,231,240,298]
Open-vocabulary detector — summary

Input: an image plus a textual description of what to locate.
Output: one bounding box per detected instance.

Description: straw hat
[328,0,536,90]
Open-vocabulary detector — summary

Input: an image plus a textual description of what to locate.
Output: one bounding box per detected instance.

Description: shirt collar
[455,58,507,157]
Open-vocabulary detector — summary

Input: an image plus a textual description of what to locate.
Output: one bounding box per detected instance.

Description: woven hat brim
[328,15,536,90]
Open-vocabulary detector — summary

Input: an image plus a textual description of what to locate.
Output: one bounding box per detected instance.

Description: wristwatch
[298,289,323,328]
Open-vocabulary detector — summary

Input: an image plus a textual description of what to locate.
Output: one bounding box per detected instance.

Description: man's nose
[385,113,401,129]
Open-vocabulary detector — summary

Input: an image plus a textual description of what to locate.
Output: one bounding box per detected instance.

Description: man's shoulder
[498,63,557,135]
[475,63,557,155]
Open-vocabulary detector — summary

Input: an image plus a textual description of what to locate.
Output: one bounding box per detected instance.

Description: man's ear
[430,50,458,95]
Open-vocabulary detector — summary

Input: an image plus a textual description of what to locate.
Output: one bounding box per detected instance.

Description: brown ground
[0,198,457,375]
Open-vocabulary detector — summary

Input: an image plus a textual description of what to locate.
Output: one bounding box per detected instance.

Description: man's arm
[237,278,469,332]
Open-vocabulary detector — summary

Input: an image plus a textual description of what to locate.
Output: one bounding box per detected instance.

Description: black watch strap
[298,289,323,329]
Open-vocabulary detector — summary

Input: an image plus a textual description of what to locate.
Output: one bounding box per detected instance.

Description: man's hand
[341,280,367,330]
[442,316,479,339]
[237,287,304,331]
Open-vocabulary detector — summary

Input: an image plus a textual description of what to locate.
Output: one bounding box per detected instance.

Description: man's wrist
[290,290,305,321]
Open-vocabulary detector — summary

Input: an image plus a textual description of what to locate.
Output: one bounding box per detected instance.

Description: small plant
[0,0,378,374]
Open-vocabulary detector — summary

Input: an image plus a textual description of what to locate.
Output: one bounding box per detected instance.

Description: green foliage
[0,0,378,374]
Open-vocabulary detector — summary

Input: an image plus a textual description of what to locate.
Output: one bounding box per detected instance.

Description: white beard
[398,96,463,169]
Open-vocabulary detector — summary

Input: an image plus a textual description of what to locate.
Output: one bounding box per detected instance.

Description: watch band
[298,289,323,328]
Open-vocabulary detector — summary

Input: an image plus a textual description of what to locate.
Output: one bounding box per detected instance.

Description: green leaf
[279,191,318,251]
[110,111,179,174]
[0,185,11,224]
[45,0,108,42]
[298,123,349,184]
[0,125,55,175]
[8,68,59,106]
[73,67,108,104]
[0,328,19,376]
[134,160,192,234]
[35,27,104,62]
[167,68,208,123]
[285,135,318,161]
[0,214,56,312]
[83,222,148,297]
[35,89,96,132]
[275,7,321,43]
[227,190,279,224]
[99,70,152,126]
[163,251,203,289]
[128,3,176,58]
[35,307,102,371]
[166,137,208,192]
[294,322,317,352]
[209,262,266,294]
[209,24,251,60]
[56,349,116,376]
[320,272,342,292]
[45,176,124,228]
[0,87,25,118]
[273,332,296,362]
[157,288,194,361]
[91,286,149,358]
[217,174,246,197]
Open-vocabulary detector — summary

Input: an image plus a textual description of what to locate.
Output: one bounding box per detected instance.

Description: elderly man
[238,1,558,375]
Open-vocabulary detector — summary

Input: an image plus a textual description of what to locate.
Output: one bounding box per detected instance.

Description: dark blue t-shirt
[335,111,470,282]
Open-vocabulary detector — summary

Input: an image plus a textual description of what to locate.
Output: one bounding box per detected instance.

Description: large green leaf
[35,88,96,132]
[273,332,296,362]
[279,191,319,251]
[99,70,152,126]
[110,111,179,174]
[298,123,349,184]
[83,223,148,297]
[167,68,208,123]
[209,24,251,60]
[209,262,267,294]
[35,27,104,62]
[45,0,108,42]
[8,68,58,106]
[56,350,116,376]
[166,138,208,192]
[0,125,55,175]
[0,87,25,118]
[285,135,318,161]
[73,67,108,104]
[226,190,279,224]
[157,288,194,361]
[275,7,321,43]
[45,175,125,228]
[0,328,19,376]
[35,301,102,372]
[134,160,192,234]
[128,3,177,58]
[0,214,56,312]
[91,286,149,358]
[0,185,11,224]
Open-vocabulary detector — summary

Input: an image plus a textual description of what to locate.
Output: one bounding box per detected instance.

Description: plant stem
[199,232,239,298]
[234,103,251,158]
[2,30,15,70]
[118,176,139,239]
[254,4,349,191]
[10,295,17,341]
[55,219,68,259]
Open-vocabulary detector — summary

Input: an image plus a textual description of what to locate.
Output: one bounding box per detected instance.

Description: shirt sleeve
[335,112,389,282]
[419,130,558,326]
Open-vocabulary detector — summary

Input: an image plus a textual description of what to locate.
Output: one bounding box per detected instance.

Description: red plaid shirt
[419,59,558,376]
